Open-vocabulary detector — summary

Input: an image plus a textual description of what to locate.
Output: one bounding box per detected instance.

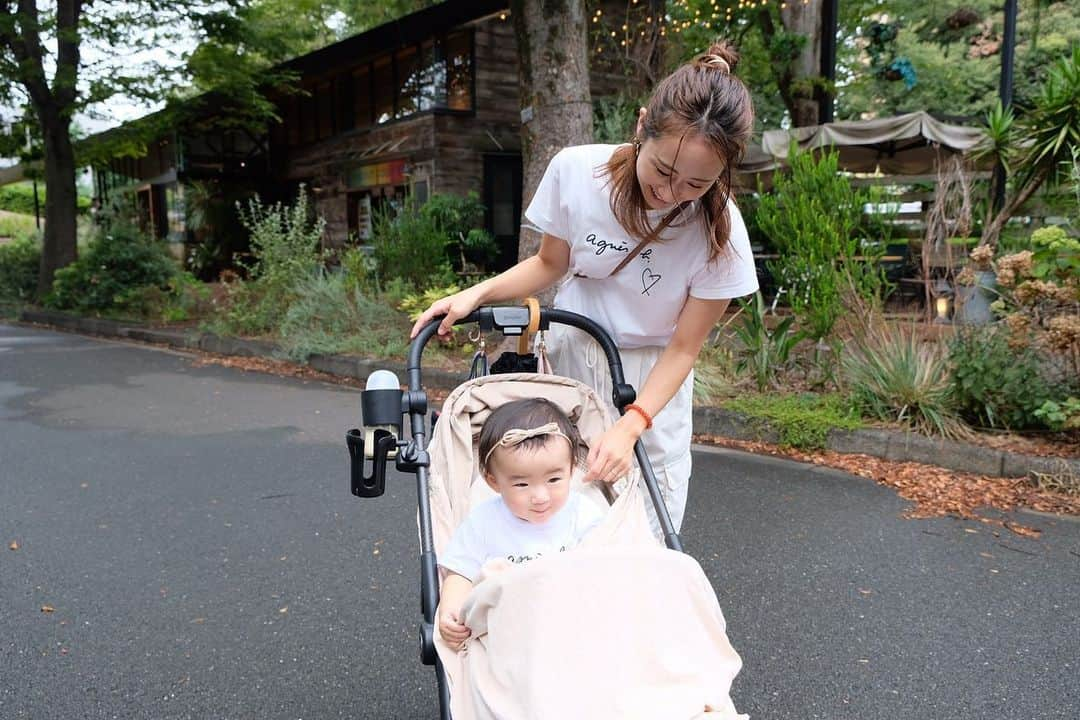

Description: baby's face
[485,439,574,524]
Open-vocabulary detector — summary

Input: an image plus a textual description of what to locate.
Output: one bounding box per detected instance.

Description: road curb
[17,308,1079,480]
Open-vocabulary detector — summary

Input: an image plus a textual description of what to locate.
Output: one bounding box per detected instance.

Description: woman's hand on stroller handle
[410,286,485,339]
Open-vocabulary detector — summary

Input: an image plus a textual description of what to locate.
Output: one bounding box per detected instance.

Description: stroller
[347,305,743,720]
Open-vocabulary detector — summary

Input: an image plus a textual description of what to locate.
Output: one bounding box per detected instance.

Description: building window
[353,65,372,129]
[395,46,420,119]
[373,55,394,124]
[417,39,445,111]
[445,30,473,112]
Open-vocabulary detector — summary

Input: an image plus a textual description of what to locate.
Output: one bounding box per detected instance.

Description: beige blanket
[428,374,746,719]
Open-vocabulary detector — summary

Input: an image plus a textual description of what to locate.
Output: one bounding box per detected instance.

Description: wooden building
[91,0,646,271]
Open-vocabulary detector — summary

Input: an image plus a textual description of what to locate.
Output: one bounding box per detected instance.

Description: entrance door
[483,154,522,271]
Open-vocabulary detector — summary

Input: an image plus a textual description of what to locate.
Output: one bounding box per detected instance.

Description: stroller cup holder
[347,370,427,498]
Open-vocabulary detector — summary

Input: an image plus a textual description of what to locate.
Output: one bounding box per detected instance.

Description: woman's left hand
[584,413,647,484]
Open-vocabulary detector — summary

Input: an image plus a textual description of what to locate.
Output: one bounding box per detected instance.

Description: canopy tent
[756,111,990,176]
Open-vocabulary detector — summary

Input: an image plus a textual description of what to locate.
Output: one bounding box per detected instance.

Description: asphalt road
[1,323,1078,720]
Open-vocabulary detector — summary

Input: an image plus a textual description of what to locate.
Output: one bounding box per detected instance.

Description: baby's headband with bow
[483,422,572,467]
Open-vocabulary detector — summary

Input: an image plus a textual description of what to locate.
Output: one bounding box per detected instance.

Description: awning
[759,111,990,175]
[0,163,27,187]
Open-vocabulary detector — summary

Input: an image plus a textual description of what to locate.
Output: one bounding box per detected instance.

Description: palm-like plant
[733,291,803,391]
[980,46,1080,247]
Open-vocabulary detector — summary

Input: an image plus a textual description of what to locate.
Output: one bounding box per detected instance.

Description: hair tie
[702,55,731,73]
[483,422,572,466]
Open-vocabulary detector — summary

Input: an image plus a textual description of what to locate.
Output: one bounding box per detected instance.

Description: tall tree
[0,0,221,297]
[667,0,827,127]
[510,0,594,264]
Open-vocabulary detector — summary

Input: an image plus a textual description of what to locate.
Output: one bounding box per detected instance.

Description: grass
[0,211,37,240]
[722,392,863,450]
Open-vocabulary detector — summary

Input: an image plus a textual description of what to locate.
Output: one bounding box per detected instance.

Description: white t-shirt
[439,492,606,582]
[525,144,759,348]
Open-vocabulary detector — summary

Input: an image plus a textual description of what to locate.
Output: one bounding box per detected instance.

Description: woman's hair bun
[694,41,740,73]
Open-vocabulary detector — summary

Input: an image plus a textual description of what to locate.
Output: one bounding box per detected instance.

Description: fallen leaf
[8,541,18,551]
[191,618,206,624]
[692,434,1078,536]
[1003,521,1041,538]
[858,588,873,595]
[979,552,994,559]
[40,605,55,613]
[963,528,979,534]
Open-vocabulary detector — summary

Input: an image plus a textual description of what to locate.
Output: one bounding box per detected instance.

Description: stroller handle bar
[409,306,631,402]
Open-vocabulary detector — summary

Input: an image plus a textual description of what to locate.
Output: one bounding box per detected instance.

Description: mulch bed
[694,434,1080,538]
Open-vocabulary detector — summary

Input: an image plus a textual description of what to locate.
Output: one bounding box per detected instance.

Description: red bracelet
[625,404,653,429]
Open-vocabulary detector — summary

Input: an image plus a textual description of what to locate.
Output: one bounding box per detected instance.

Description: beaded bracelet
[625,403,653,429]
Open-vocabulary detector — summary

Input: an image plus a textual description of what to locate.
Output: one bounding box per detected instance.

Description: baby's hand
[439,607,472,649]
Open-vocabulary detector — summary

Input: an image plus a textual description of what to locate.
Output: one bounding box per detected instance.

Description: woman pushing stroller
[413,41,759,536]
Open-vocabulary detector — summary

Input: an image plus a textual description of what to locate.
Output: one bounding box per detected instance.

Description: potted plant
[954,244,997,325]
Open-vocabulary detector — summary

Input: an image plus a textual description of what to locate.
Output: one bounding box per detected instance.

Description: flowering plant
[990,226,1080,391]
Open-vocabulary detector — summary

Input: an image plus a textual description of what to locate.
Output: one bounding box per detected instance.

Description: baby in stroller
[427,371,747,720]
[438,397,606,649]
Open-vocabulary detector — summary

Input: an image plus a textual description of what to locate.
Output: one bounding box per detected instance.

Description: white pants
[544,324,693,537]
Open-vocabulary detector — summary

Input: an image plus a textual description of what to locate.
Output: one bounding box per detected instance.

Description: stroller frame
[346,305,684,720]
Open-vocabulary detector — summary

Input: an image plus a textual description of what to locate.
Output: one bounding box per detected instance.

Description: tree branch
[8,0,54,112]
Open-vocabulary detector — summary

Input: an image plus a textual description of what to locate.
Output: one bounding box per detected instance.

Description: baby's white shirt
[525,143,759,348]
[439,492,606,582]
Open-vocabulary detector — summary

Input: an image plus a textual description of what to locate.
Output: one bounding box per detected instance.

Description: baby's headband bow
[483,422,571,466]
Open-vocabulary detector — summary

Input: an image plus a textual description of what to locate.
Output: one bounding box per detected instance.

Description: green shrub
[372,200,454,290]
[949,326,1057,430]
[732,292,803,391]
[723,393,862,450]
[421,192,498,273]
[46,224,178,314]
[277,270,411,362]
[126,271,212,324]
[339,245,378,292]
[371,193,494,288]
[0,211,37,240]
[1034,397,1080,432]
[843,325,966,438]
[0,183,90,215]
[0,235,41,300]
[216,187,326,335]
[756,145,891,340]
[398,282,462,321]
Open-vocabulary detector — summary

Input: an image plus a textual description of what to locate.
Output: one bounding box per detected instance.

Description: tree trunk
[510,0,593,270]
[979,165,1050,248]
[781,1,824,127]
[37,107,79,298]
